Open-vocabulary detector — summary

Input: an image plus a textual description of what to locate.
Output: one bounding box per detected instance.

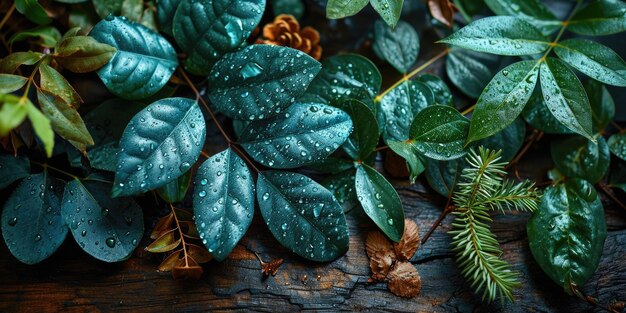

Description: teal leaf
[439,16,550,56]
[326,0,369,19]
[554,39,626,87]
[15,0,52,25]
[239,102,352,169]
[527,179,606,292]
[608,133,626,161]
[257,171,349,261]
[113,97,206,196]
[468,60,539,143]
[388,140,425,183]
[156,0,181,36]
[370,0,403,28]
[476,118,526,162]
[539,58,594,141]
[551,135,609,184]
[307,157,354,174]
[0,154,30,189]
[322,169,358,211]
[193,148,254,261]
[208,44,321,120]
[379,80,433,142]
[445,48,501,99]
[425,157,465,197]
[355,163,404,241]
[270,0,305,19]
[585,80,615,133]
[1,173,65,265]
[373,20,419,73]
[90,16,178,100]
[483,0,561,35]
[410,105,469,160]
[62,179,144,262]
[416,74,453,106]
[337,99,379,161]
[522,85,573,134]
[568,0,626,36]
[156,170,192,203]
[173,0,265,75]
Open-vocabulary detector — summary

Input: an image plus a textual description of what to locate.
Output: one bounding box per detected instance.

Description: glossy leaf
[568,0,626,36]
[609,160,626,192]
[326,0,369,19]
[54,35,117,73]
[410,105,469,160]
[0,51,44,74]
[257,171,350,261]
[0,95,28,136]
[239,102,352,169]
[271,0,304,18]
[468,60,539,143]
[608,133,626,161]
[373,20,419,73]
[527,179,606,291]
[62,179,144,262]
[156,0,181,35]
[370,0,403,28]
[445,48,500,99]
[522,85,573,134]
[156,170,192,203]
[439,16,550,56]
[551,135,609,184]
[540,58,594,141]
[0,155,30,189]
[380,80,433,142]
[0,74,28,94]
[585,80,615,133]
[15,0,52,25]
[337,99,379,160]
[90,16,178,100]
[1,173,66,264]
[26,101,55,157]
[322,169,358,211]
[173,0,265,75]
[193,148,255,261]
[554,39,626,87]
[476,118,525,162]
[355,163,404,241]
[113,97,206,197]
[37,89,94,151]
[208,45,320,120]
[483,0,560,35]
[388,140,425,183]
[39,64,81,107]
[308,157,354,174]
[425,157,465,197]
[415,74,452,106]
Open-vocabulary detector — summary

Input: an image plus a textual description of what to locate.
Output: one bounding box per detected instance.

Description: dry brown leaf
[369,251,395,281]
[172,257,203,280]
[255,14,322,60]
[427,0,457,28]
[158,250,182,272]
[187,243,213,263]
[150,212,174,239]
[365,231,397,281]
[387,262,422,298]
[393,219,420,261]
[261,258,284,277]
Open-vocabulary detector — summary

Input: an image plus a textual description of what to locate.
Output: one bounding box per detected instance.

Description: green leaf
[39,64,81,107]
[568,0,626,36]
[121,0,144,22]
[307,156,354,174]
[62,179,144,262]
[0,51,44,74]
[257,171,350,261]
[554,39,626,87]
[208,45,321,120]
[370,0,403,28]
[373,20,419,73]
[410,105,469,160]
[15,0,52,25]
[37,89,94,151]
[539,58,595,141]
[322,169,358,210]
[0,154,30,189]
[522,85,573,134]
[113,97,206,196]
[379,80,433,142]
[326,0,369,19]
[445,48,500,99]
[388,140,425,183]
[527,179,606,292]
[336,99,379,160]
[25,101,55,157]
[156,0,181,35]
[608,133,626,161]
[9,26,61,47]
[483,0,561,35]
[172,0,265,75]
[476,118,525,162]
[0,74,28,94]
[609,160,626,192]
[355,163,404,241]
[439,16,550,56]
[93,0,123,18]
[468,60,539,143]
[239,102,352,168]
[90,16,178,100]
[1,172,66,264]
[193,148,254,261]
[156,170,191,203]
[415,74,453,106]
[54,35,117,73]
[425,157,465,197]
[0,95,28,136]
[585,79,615,133]
[551,135,609,184]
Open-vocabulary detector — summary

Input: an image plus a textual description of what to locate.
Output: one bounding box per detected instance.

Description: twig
[597,181,626,213]
[31,161,80,180]
[0,4,15,31]
[570,283,621,313]
[460,104,476,116]
[421,198,455,244]
[505,130,543,171]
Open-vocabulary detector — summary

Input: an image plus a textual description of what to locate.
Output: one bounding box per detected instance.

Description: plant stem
[597,182,626,213]
[375,48,449,101]
[611,121,625,133]
[570,283,621,313]
[170,204,190,267]
[0,4,15,31]
[421,202,455,245]
[504,130,543,171]
[31,161,80,180]
[374,145,389,152]
[460,104,475,116]
[230,144,260,173]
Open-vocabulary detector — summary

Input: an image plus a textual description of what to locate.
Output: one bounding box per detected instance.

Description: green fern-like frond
[449,147,540,303]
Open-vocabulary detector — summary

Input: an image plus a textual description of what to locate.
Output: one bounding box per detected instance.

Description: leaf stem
[539,0,583,62]
[31,161,80,180]
[460,104,475,116]
[504,130,543,171]
[375,48,449,101]
[169,204,190,267]
[374,145,389,152]
[0,4,15,31]
[421,202,455,245]
[597,181,626,213]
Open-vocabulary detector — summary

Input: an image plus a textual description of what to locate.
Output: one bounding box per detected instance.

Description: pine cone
[256,14,322,60]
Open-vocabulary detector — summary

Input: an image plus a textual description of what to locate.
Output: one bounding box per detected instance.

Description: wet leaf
[370,0,403,28]
[326,0,368,19]
[0,95,28,136]
[554,39,626,87]
[26,101,55,157]
[156,170,192,203]
[410,105,469,160]
[387,140,425,183]
[484,0,560,35]
[585,80,614,133]
[37,89,93,151]
[156,0,181,36]
[522,85,573,134]
[608,133,626,161]
[387,262,422,298]
[322,169,358,210]
[54,35,117,73]
[551,135,609,184]
[0,154,30,189]
[393,219,419,261]
[336,99,379,161]
[424,157,465,197]
[373,20,419,73]
[446,48,501,99]
[415,74,452,106]
[380,80,433,142]
[568,0,626,36]
[476,118,526,162]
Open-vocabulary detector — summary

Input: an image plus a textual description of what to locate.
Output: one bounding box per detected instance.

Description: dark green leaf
[257,171,349,261]
[270,0,304,19]
[37,89,94,151]
[0,74,28,94]
[522,85,573,134]
[156,169,192,203]
[554,39,626,87]
[193,148,254,261]
[113,97,206,196]
[90,16,178,100]
[0,154,30,189]
[54,35,117,73]
[9,26,61,47]
[476,118,525,162]
[379,80,433,142]
[307,157,354,174]
[551,135,609,183]
[609,160,626,192]
[439,16,550,56]
[410,105,469,160]
[355,163,404,241]
[0,51,44,74]
[1,173,66,264]
[15,0,52,25]
[93,0,123,18]
[370,0,403,28]
[156,0,181,35]
[208,45,321,120]
[445,48,500,99]
[173,0,265,75]
[26,101,55,157]
[527,179,606,292]
[326,0,368,19]
[0,95,28,136]
[388,140,425,183]
[608,133,626,161]
[425,157,465,197]
[585,79,615,133]
[568,0,626,36]
[540,57,594,141]
[416,74,453,106]
[468,60,539,143]
[483,0,560,35]
[322,169,357,211]
[62,179,144,262]
[239,102,352,168]
[336,99,379,160]
[38,64,81,107]
[373,20,419,73]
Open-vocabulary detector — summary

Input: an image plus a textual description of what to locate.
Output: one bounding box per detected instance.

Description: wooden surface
[0,144,625,313]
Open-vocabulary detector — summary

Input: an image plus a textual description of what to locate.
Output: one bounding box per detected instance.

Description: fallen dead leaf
[393,219,420,261]
[427,0,457,28]
[387,262,423,298]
